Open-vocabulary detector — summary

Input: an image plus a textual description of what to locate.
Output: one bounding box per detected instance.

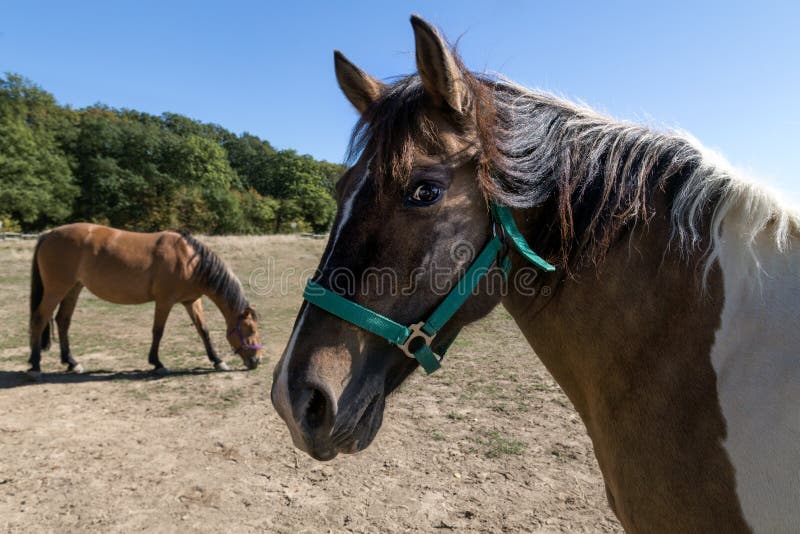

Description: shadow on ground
[0,367,248,389]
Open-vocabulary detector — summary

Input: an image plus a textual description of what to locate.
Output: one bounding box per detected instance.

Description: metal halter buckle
[399,321,435,360]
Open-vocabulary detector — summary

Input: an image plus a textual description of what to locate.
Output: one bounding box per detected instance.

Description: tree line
[0,73,343,234]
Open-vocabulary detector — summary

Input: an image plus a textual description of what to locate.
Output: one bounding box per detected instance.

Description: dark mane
[487,81,715,268]
[179,232,253,317]
[346,50,723,269]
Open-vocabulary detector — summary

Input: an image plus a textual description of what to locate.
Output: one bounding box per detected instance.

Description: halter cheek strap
[303,204,554,374]
[228,322,262,355]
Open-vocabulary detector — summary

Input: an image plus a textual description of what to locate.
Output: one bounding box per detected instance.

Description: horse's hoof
[25,369,42,381]
[152,367,170,376]
[67,363,84,374]
[214,361,230,372]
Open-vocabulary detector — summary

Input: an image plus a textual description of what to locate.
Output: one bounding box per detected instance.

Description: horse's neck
[205,290,239,329]
[502,204,753,531]
[504,205,723,417]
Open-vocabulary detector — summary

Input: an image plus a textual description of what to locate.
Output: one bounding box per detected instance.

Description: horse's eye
[407,182,443,206]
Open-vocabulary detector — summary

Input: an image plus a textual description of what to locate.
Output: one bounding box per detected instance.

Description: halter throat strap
[490,204,556,272]
[303,204,554,374]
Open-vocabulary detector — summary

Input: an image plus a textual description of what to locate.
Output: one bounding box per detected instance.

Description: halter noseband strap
[302,204,554,374]
[227,321,262,355]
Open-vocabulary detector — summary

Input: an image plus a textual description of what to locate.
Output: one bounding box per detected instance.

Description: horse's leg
[56,283,84,373]
[183,299,227,371]
[148,302,173,375]
[28,293,61,379]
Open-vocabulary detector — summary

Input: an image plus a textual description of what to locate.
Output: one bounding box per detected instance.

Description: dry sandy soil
[0,235,621,533]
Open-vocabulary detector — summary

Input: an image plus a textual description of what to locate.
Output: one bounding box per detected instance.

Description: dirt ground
[0,235,621,533]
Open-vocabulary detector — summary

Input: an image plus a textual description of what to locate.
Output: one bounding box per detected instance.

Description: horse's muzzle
[291,385,383,461]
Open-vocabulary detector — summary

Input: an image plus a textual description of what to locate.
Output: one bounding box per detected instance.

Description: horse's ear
[410,14,467,114]
[334,50,385,115]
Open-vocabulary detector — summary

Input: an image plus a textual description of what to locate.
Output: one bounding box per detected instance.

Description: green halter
[303,204,555,374]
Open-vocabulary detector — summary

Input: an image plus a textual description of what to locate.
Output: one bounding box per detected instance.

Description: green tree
[236,189,279,234]
[0,75,77,229]
[0,72,343,235]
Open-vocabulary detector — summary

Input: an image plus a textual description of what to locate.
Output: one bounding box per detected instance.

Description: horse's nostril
[295,384,336,436]
[287,381,338,458]
[305,388,329,428]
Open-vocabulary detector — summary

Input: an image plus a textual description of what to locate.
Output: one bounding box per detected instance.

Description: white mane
[670,136,800,283]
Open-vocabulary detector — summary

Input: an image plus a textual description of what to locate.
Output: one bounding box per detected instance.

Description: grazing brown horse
[271,15,800,534]
[29,223,262,378]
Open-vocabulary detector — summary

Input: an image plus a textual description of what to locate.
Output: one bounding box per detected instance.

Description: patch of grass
[549,443,579,462]
[446,411,466,421]
[127,389,150,401]
[475,430,527,458]
[210,386,245,410]
[431,373,453,386]
[459,381,511,402]
[490,403,513,415]
[0,274,28,286]
[481,383,503,398]
[527,381,557,393]
[431,430,446,442]
[0,343,27,356]
[167,400,198,415]
[458,389,477,401]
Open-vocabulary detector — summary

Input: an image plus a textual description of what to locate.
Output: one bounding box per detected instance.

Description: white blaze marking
[320,161,371,273]
[272,304,309,440]
[710,205,800,532]
[273,165,370,430]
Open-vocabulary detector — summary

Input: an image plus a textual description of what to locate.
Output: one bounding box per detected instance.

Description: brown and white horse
[271,16,800,533]
[29,223,262,378]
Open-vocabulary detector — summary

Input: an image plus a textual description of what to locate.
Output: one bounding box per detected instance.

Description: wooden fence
[2,231,325,241]
[0,232,40,241]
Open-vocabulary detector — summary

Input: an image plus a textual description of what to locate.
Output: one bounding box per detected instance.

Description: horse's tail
[30,234,52,351]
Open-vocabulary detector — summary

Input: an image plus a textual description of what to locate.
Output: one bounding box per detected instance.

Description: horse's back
[45,222,174,247]
[39,223,185,304]
[711,217,800,532]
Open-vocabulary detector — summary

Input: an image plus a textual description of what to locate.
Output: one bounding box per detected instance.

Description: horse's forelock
[344,47,497,196]
[346,75,430,190]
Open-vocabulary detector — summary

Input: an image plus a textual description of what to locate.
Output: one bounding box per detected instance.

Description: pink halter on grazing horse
[271,15,800,533]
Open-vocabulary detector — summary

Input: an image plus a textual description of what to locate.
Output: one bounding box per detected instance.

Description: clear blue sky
[3,1,799,201]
